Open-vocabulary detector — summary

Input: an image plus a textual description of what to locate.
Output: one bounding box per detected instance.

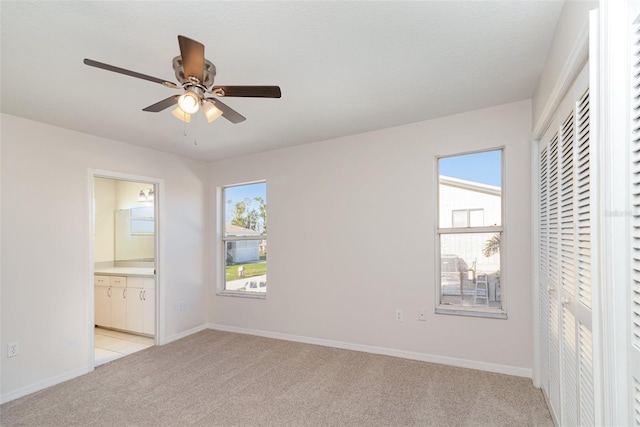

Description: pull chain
[183,113,187,136]
[193,112,198,145]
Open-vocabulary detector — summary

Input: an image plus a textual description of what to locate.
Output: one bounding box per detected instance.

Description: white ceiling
[1,1,563,162]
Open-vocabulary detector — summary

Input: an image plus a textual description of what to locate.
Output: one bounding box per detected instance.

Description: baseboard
[207,324,532,378]
[163,323,209,345]
[1,324,530,404]
[0,366,88,404]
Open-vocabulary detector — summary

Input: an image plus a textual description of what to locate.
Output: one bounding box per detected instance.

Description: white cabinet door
[94,285,111,327]
[126,277,154,335]
[126,288,144,334]
[109,276,127,330]
[142,288,155,335]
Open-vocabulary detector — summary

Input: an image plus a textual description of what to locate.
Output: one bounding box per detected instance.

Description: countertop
[94,267,155,277]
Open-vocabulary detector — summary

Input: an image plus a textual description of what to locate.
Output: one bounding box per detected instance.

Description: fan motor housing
[172,56,216,89]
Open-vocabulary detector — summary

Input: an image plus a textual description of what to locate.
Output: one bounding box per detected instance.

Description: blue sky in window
[226,182,266,203]
[439,150,501,187]
[225,182,266,223]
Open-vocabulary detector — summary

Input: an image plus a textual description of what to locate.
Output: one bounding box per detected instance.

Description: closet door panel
[547,132,562,418]
[575,84,595,427]
[537,62,594,426]
[559,98,579,427]
[539,140,550,394]
[630,11,640,425]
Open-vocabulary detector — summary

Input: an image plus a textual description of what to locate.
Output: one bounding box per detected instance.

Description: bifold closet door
[538,63,595,426]
[539,108,562,423]
[630,10,640,425]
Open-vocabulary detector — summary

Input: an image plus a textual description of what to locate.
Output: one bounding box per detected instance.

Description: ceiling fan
[84,35,281,124]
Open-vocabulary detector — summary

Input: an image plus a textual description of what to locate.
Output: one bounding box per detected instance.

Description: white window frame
[435,147,507,319]
[451,208,484,228]
[217,180,267,299]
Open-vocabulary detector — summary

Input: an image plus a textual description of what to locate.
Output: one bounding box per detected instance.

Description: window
[436,149,505,318]
[130,206,154,235]
[220,181,267,296]
[452,209,484,228]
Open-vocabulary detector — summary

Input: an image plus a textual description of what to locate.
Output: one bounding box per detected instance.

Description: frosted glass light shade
[171,107,191,122]
[177,92,200,114]
[202,100,223,122]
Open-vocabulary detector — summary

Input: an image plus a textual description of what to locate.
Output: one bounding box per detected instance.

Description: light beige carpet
[1,330,552,426]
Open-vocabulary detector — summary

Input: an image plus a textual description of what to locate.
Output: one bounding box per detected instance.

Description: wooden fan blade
[212,85,281,98]
[206,98,246,123]
[178,35,205,83]
[142,95,179,112]
[83,59,178,88]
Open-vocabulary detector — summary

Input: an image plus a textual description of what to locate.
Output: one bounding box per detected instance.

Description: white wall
[0,114,209,401]
[532,0,597,131]
[209,100,533,373]
[93,177,115,263]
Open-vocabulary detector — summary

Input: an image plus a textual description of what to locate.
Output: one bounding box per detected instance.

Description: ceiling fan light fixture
[171,106,191,122]
[177,92,200,114]
[84,35,280,126]
[202,100,223,123]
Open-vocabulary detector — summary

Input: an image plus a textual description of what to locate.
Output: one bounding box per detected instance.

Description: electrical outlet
[418,308,426,321]
[7,342,19,358]
[395,309,403,322]
[177,302,185,311]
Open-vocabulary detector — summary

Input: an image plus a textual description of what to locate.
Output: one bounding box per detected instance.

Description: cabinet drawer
[110,276,127,288]
[127,277,154,289]
[94,275,109,286]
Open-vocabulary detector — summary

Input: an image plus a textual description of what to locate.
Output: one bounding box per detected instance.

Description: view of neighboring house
[225,224,262,264]
[439,175,501,303]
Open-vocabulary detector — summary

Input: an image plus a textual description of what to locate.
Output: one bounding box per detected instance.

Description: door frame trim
[87,169,165,371]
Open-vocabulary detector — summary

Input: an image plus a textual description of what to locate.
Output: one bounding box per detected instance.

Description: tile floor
[94,327,154,366]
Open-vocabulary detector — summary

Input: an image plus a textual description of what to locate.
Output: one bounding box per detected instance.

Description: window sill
[435,305,507,319]
[216,290,266,300]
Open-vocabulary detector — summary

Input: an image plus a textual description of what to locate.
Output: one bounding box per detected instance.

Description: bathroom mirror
[115,208,155,262]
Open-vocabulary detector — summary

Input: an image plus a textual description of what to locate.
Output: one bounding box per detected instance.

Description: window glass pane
[225,182,267,236]
[469,209,484,227]
[225,239,267,293]
[439,150,502,228]
[131,218,154,234]
[131,206,154,218]
[451,210,467,228]
[130,206,154,235]
[440,232,501,307]
[223,181,267,294]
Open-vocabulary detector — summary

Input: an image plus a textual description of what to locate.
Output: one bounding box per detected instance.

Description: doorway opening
[90,173,161,367]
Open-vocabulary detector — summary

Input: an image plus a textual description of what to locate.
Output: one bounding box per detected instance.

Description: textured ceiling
[1,1,563,161]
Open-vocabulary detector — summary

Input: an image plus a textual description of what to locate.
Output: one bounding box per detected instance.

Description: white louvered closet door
[539,131,550,406]
[630,11,640,426]
[538,63,595,426]
[539,119,562,421]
